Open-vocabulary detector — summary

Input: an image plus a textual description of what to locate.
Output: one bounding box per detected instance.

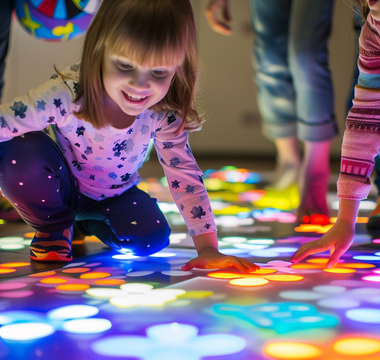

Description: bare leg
[270,136,301,190]
[297,140,331,221]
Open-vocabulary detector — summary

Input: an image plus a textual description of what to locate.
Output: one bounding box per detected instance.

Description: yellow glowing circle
[0,268,16,274]
[252,269,278,275]
[55,284,90,292]
[62,267,91,273]
[264,342,322,359]
[207,271,243,279]
[40,277,68,284]
[264,274,304,282]
[323,268,356,274]
[337,263,375,269]
[291,264,324,269]
[23,232,35,238]
[333,337,380,355]
[29,271,57,277]
[0,262,30,268]
[229,278,269,287]
[79,272,111,279]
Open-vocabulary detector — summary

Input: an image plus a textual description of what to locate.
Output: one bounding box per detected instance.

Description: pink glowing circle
[373,239,380,244]
[0,282,28,290]
[363,275,380,282]
[0,290,34,298]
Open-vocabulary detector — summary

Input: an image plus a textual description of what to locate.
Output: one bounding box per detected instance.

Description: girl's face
[368,0,380,21]
[102,46,179,119]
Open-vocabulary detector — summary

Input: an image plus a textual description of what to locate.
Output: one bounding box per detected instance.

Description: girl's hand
[290,221,355,268]
[205,0,232,36]
[181,247,259,273]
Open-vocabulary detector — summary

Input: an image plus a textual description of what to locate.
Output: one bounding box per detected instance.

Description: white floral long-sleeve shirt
[0,64,216,237]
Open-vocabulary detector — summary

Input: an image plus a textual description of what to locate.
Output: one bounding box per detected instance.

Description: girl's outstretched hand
[290,221,355,268]
[205,0,232,36]
[181,247,259,273]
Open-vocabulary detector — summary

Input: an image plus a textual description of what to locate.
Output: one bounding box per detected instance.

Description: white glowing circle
[63,262,86,268]
[0,237,24,243]
[150,252,177,257]
[215,216,254,227]
[267,247,298,253]
[120,283,153,293]
[221,237,247,244]
[22,239,32,245]
[126,271,154,277]
[375,252,380,256]
[112,254,139,260]
[0,244,25,250]
[249,250,280,257]
[86,288,125,298]
[0,323,54,340]
[234,243,269,250]
[158,202,180,213]
[47,305,99,320]
[349,288,380,296]
[247,239,275,245]
[331,200,376,210]
[313,285,346,294]
[346,308,380,323]
[62,318,112,333]
[279,290,326,300]
[161,270,193,276]
[169,233,187,244]
[317,298,360,309]
[363,275,380,282]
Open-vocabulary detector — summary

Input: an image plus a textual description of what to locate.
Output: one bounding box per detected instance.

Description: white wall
[3,1,357,158]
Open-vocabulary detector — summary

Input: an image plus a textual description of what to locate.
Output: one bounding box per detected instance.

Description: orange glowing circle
[264,274,304,282]
[94,279,126,286]
[332,337,380,355]
[55,284,90,292]
[291,263,324,269]
[29,271,57,277]
[306,258,329,264]
[40,277,68,284]
[62,267,91,274]
[337,263,375,269]
[79,272,111,279]
[207,271,243,279]
[264,342,322,359]
[0,262,30,268]
[323,268,356,274]
[24,232,35,238]
[229,277,269,287]
[356,217,369,223]
[252,269,278,275]
[0,268,16,274]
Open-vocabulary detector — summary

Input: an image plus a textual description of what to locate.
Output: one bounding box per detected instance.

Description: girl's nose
[128,72,150,90]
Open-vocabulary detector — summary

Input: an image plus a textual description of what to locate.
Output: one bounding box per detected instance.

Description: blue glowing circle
[279,291,326,300]
[313,285,346,294]
[352,256,380,261]
[345,308,380,323]
[317,297,360,309]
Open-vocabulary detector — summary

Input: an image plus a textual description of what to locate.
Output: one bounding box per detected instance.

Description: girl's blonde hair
[344,0,369,21]
[72,0,202,134]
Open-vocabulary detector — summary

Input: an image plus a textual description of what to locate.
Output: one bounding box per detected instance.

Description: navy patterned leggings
[0,132,170,256]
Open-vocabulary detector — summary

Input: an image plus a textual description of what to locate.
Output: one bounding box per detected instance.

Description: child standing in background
[292,0,380,267]
[0,0,258,273]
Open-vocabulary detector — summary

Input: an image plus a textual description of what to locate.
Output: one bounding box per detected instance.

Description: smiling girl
[0,0,258,273]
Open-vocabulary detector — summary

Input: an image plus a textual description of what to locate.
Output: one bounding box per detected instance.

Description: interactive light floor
[0,166,380,360]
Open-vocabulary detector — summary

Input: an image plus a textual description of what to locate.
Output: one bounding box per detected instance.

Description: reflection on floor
[0,165,380,360]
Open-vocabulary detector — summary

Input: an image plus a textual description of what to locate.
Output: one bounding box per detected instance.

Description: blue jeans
[249,0,338,141]
[0,132,171,256]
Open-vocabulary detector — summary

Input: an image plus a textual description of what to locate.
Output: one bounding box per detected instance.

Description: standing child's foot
[30,226,73,262]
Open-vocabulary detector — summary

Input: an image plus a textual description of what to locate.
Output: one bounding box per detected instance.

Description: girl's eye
[117,62,133,71]
[151,70,167,77]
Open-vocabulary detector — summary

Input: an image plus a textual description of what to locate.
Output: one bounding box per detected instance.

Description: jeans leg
[248,0,297,140]
[0,132,78,232]
[289,0,338,141]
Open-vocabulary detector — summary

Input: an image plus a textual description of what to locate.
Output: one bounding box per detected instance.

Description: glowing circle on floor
[345,308,380,323]
[317,297,360,309]
[112,254,139,260]
[126,271,155,277]
[323,268,356,274]
[353,255,380,261]
[0,244,24,250]
[62,318,112,333]
[0,282,28,290]
[150,252,177,257]
[263,275,304,282]
[279,291,326,300]
[332,337,380,355]
[313,285,346,294]
[264,342,321,359]
[229,278,269,287]
[86,288,125,299]
[0,323,55,340]
[48,305,99,320]
[120,283,153,292]
[362,275,380,282]
[220,237,247,243]
[247,239,275,245]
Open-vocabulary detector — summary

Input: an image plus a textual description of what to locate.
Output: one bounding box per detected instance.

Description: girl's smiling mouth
[122,91,148,104]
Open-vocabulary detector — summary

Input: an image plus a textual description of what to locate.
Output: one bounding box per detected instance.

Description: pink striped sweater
[337,13,380,200]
